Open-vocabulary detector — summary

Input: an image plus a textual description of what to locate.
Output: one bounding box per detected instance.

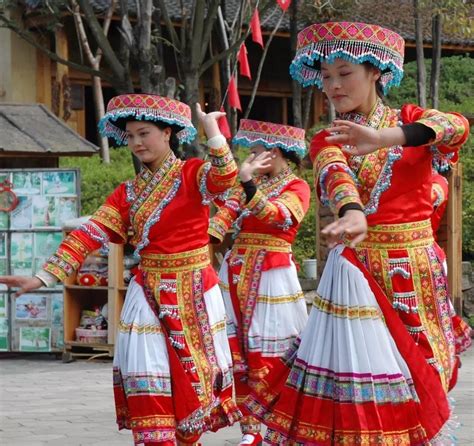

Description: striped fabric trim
[286,358,418,404]
[256,291,305,304]
[312,293,381,319]
[118,321,163,335]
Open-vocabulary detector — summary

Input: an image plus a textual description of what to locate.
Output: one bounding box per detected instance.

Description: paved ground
[0,348,472,446]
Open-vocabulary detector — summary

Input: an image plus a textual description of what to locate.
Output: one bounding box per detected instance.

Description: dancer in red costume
[209,120,310,445]
[245,21,471,445]
[429,171,472,388]
[0,95,242,445]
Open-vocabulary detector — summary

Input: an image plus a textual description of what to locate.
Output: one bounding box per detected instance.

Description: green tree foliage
[292,167,317,269]
[387,55,474,113]
[388,56,474,259]
[60,148,135,215]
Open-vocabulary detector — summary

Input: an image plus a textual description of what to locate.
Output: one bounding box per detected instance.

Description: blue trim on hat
[98,108,197,145]
[290,46,404,95]
[232,135,307,158]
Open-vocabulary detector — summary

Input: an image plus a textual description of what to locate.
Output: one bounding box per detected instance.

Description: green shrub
[60,148,135,215]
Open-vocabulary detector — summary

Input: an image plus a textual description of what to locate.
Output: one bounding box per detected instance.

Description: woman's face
[321,59,380,115]
[125,121,171,170]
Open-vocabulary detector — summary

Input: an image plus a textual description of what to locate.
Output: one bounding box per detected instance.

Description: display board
[0,168,80,352]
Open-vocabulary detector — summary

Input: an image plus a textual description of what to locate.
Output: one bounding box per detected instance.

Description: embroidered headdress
[290,21,405,93]
[98,94,196,145]
[233,119,307,158]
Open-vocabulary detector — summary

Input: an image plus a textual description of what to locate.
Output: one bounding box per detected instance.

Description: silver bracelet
[34,270,58,288]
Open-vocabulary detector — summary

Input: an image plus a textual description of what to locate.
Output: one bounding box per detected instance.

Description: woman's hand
[0,276,43,297]
[322,209,367,248]
[196,103,226,139]
[239,152,273,182]
[325,120,407,156]
[325,120,382,155]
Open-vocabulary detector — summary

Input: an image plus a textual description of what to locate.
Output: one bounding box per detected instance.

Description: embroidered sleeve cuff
[416,111,469,148]
[208,219,227,243]
[206,141,238,194]
[245,189,270,219]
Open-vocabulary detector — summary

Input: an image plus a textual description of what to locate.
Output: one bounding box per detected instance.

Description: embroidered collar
[338,98,387,129]
[257,167,294,193]
[127,151,178,203]
[127,151,184,258]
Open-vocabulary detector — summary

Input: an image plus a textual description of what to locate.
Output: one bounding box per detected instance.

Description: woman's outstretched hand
[0,276,43,297]
[239,152,273,182]
[196,103,226,140]
[322,209,368,248]
[325,120,407,156]
[325,120,382,155]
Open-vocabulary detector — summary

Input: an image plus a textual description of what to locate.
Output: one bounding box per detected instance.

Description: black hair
[151,121,182,157]
[362,62,386,101]
[113,117,183,158]
[280,148,302,170]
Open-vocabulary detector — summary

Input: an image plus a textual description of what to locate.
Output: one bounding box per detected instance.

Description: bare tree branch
[71,0,97,66]
[200,28,250,75]
[199,0,221,65]
[244,10,286,118]
[156,0,181,50]
[190,0,205,68]
[77,0,126,82]
[96,0,116,63]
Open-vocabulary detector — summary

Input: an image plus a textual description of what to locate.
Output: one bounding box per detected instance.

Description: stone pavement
[0,347,473,446]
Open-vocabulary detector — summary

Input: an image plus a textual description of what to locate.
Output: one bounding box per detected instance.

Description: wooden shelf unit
[63,241,126,359]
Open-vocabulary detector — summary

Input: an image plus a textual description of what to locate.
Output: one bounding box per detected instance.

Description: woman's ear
[371,67,381,82]
[163,127,172,142]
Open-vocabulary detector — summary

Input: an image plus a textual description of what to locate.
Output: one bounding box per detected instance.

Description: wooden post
[282,97,288,124]
[212,62,222,108]
[447,163,463,313]
[54,28,69,121]
[36,49,52,108]
[198,80,206,139]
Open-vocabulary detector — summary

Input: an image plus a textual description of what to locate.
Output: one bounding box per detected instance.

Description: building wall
[0,28,37,104]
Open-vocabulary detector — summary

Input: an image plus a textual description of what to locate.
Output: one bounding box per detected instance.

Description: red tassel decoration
[277,0,291,11]
[218,107,232,139]
[250,9,264,48]
[238,43,252,79]
[228,76,242,111]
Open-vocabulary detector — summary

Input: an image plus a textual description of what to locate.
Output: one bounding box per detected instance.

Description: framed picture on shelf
[10,232,33,276]
[56,196,78,226]
[12,172,41,195]
[0,318,8,351]
[32,196,59,229]
[43,171,76,196]
[10,197,32,229]
[51,326,64,350]
[51,294,64,326]
[19,326,51,352]
[0,259,7,276]
[15,294,48,320]
[0,212,8,230]
[34,232,62,258]
[0,232,6,257]
[0,293,7,318]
